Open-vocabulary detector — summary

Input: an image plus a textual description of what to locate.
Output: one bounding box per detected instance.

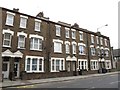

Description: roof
[1,7,109,39]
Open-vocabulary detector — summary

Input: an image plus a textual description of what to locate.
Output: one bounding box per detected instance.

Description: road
[4,73,120,89]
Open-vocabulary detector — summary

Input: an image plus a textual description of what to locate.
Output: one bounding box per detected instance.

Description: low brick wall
[21,71,74,80]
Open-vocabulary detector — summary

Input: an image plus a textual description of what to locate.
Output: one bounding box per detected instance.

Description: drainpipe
[46,19,51,73]
[86,33,91,71]
[0,7,2,82]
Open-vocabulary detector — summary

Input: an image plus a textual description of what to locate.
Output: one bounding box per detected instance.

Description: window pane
[4,40,10,46]
[39,39,42,50]
[72,31,76,39]
[73,44,76,54]
[32,58,37,71]
[80,33,83,40]
[52,59,55,71]
[66,30,69,38]
[56,60,60,71]
[20,18,27,28]
[5,33,11,39]
[6,14,14,25]
[18,35,25,48]
[66,44,69,53]
[27,58,30,71]
[35,21,40,31]
[30,38,33,49]
[39,59,42,71]
[61,60,63,70]
[34,38,39,49]
[56,26,60,36]
[54,42,62,52]
[4,33,11,46]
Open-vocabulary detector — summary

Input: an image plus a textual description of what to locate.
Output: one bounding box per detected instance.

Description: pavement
[1,71,119,88]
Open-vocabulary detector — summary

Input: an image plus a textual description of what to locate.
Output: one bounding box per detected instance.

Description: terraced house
[1,7,112,80]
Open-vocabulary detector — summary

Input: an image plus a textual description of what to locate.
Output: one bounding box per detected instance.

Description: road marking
[110,74,117,76]
[16,85,34,88]
[110,81,120,84]
[85,87,95,90]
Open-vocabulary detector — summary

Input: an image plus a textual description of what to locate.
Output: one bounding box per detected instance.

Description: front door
[67,62,71,72]
[2,62,9,78]
[72,62,76,71]
[14,62,19,78]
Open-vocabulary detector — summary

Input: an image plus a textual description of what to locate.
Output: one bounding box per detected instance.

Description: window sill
[80,39,84,41]
[54,52,62,54]
[30,49,42,51]
[56,35,61,37]
[3,45,11,48]
[19,26,27,29]
[66,53,70,54]
[51,71,59,72]
[72,38,76,39]
[26,71,44,73]
[5,24,14,27]
[79,54,86,55]
[66,37,70,39]
[17,47,25,50]
[91,69,98,70]
[35,29,40,32]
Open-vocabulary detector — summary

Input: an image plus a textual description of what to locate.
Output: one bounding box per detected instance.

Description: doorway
[14,62,19,78]
[2,62,9,78]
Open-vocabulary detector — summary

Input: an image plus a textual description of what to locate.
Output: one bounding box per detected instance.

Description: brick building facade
[1,7,112,80]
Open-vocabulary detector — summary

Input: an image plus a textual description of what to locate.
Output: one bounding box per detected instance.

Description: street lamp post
[97,24,108,32]
[97,24,108,73]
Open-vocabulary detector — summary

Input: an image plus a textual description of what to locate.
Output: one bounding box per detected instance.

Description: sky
[0,0,119,49]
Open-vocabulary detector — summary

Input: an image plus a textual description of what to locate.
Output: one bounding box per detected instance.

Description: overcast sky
[0,0,119,49]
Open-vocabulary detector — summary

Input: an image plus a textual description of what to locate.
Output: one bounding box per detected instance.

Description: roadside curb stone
[1,71,119,88]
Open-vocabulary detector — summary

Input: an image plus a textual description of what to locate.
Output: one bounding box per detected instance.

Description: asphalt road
[4,73,120,89]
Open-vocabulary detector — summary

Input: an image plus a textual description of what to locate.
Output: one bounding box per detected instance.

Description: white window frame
[2,29,14,47]
[100,37,103,45]
[65,27,70,38]
[91,35,94,44]
[55,25,61,36]
[79,31,83,41]
[17,32,27,49]
[91,60,98,70]
[71,29,76,39]
[91,47,96,56]
[51,58,65,72]
[79,45,85,55]
[29,34,44,51]
[6,12,15,26]
[25,56,44,73]
[65,41,70,54]
[35,19,41,31]
[105,50,109,57]
[78,59,88,70]
[20,15,28,28]
[53,39,63,53]
[96,36,99,44]
[105,39,108,46]
[72,41,77,54]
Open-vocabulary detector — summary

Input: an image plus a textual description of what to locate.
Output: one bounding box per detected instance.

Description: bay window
[25,56,44,72]
[51,58,65,72]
